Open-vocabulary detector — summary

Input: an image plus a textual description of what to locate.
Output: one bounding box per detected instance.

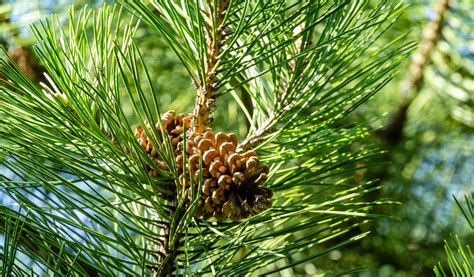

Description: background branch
[380,0,450,144]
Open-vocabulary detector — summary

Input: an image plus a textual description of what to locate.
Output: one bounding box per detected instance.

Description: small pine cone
[176,130,273,221]
[134,111,192,174]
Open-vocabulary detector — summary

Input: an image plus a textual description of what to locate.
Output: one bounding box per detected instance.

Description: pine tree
[0,1,411,275]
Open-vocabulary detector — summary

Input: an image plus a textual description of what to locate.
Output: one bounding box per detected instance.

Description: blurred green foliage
[345,0,474,275]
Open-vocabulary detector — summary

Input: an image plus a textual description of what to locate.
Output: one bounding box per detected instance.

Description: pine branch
[239,2,410,151]
[191,0,230,134]
[238,114,276,152]
[153,199,177,277]
[1,1,415,275]
[1,6,174,274]
[238,21,310,151]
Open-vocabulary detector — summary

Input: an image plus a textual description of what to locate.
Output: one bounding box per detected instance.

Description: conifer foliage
[0,1,411,275]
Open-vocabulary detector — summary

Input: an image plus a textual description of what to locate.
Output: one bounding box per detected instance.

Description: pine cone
[134,111,191,176]
[134,111,273,221]
[176,130,272,221]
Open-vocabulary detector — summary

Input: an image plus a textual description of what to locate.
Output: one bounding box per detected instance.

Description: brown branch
[152,3,231,272]
[7,47,44,83]
[191,0,230,134]
[238,114,275,152]
[152,194,182,276]
[380,0,450,144]
[0,8,44,84]
[239,23,309,151]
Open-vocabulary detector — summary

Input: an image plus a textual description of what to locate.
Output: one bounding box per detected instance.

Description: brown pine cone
[134,111,191,176]
[176,130,272,221]
[135,111,273,221]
